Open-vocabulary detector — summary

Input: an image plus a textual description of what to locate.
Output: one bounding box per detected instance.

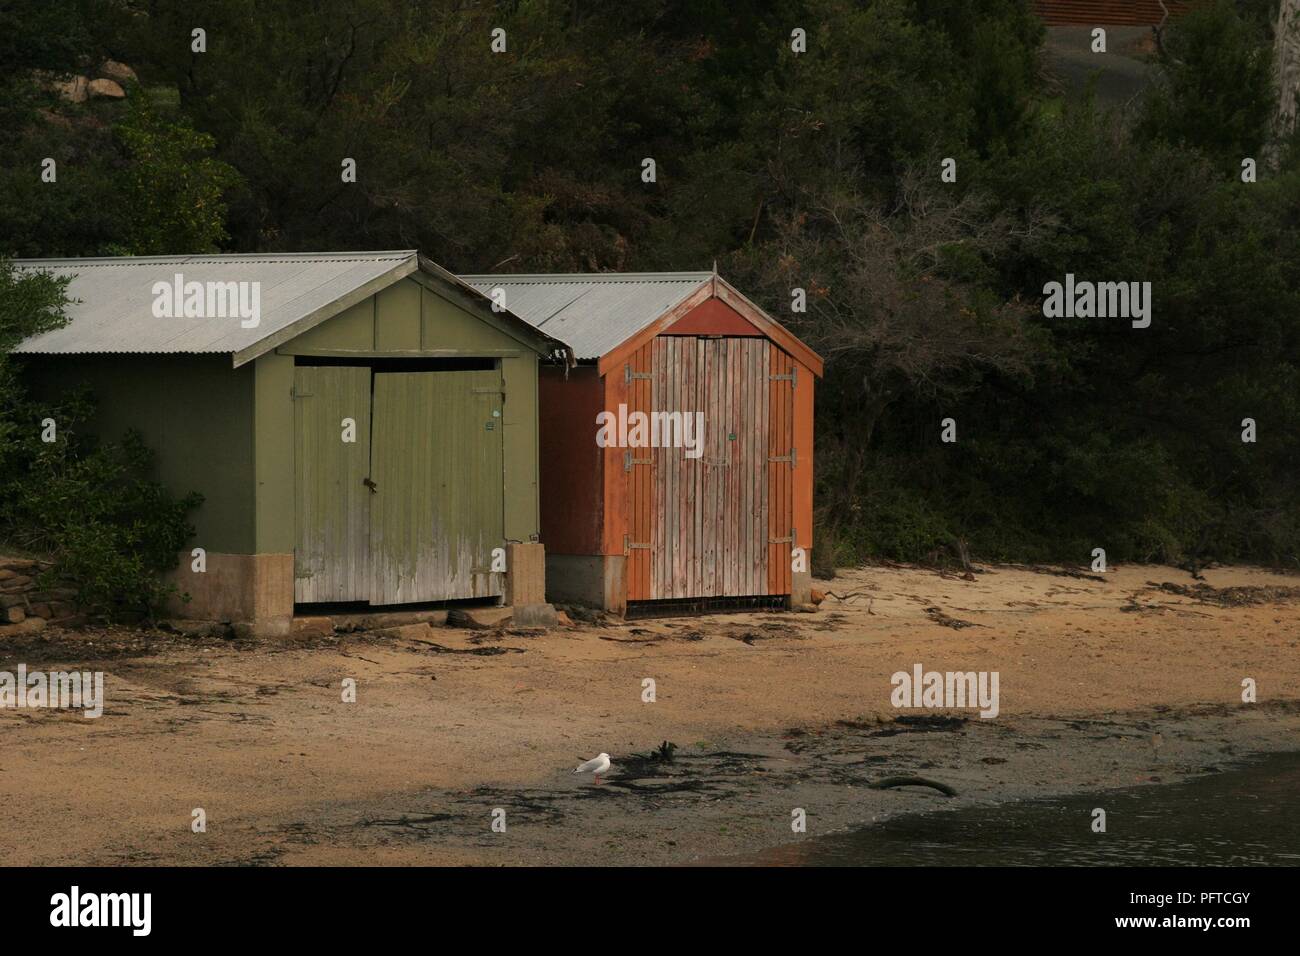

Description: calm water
[740,752,1300,866]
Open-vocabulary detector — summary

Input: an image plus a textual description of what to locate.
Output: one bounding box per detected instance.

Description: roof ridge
[14,251,418,266]
[463,272,712,282]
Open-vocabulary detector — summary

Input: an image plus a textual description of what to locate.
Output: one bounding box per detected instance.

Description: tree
[1141,0,1275,173]
[107,92,241,255]
[0,260,71,464]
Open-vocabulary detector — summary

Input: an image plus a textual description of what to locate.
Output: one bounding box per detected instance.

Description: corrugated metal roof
[13,251,419,358]
[462,272,712,360]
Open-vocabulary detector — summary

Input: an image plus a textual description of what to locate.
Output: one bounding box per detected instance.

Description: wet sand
[726,751,1300,867]
[1,562,1298,865]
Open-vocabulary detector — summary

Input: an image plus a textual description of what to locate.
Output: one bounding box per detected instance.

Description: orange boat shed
[464,270,823,615]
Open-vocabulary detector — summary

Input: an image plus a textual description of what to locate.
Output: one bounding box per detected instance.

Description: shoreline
[270,701,1299,866]
[708,747,1300,868]
[1,562,1298,865]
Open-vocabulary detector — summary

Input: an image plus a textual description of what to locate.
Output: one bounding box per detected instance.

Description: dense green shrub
[0,261,202,621]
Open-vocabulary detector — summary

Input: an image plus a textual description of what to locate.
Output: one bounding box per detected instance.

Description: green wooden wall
[23,276,544,565]
[257,276,541,555]
[18,354,257,554]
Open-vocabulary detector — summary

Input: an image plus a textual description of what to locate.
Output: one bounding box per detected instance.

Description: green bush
[1,419,202,621]
[0,261,202,621]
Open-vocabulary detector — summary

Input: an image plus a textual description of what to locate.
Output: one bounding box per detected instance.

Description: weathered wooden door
[627,336,785,601]
[766,345,796,597]
[294,365,373,603]
[368,370,505,604]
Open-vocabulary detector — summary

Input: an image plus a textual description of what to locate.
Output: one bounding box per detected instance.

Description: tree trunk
[1269,0,1300,168]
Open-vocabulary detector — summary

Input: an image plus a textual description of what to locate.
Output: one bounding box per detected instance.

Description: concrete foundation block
[543,552,626,615]
[789,568,813,609]
[511,602,559,628]
[166,551,293,637]
[505,542,546,607]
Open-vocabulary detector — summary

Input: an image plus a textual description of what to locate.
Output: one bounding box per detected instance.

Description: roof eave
[413,255,571,362]
[595,279,714,376]
[711,276,824,377]
[594,275,825,378]
[229,254,572,368]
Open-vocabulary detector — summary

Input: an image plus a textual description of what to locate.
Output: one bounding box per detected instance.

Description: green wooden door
[369,370,505,604]
[294,365,373,602]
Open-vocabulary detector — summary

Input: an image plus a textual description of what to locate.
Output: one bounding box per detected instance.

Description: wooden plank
[750,341,759,593]
[681,332,691,595]
[651,338,662,598]
[703,339,714,598]
[792,359,815,564]
[784,351,794,592]
[640,342,652,599]
[733,335,743,590]
[722,340,731,597]
[601,367,627,557]
[717,340,728,597]
[642,342,653,598]
[762,341,773,593]
[691,338,703,596]
[369,369,504,604]
[653,336,671,600]
[767,346,794,596]
[748,340,761,594]
[774,348,785,595]
[759,338,764,590]
[294,365,372,603]
[703,340,713,599]
[724,340,736,597]
[751,339,759,594]
[718,339,727,597]
[628,344,646,599]
[674,337,683,596]
[737,339,748,593]
[770,348,780,595]
[764,348,774,595]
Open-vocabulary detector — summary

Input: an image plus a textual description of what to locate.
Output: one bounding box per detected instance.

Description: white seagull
[573,752,611,784]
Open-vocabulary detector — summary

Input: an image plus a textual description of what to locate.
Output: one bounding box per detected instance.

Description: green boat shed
[15,251,567,635]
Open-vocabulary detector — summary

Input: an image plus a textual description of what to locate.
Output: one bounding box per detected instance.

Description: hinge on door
[624,533,651,552]
[768,367,797,386]
[623,450,652,471]
[768,527,795,545]
[290,385,313,399]
[624,364,653,384]
[768,448,797,467]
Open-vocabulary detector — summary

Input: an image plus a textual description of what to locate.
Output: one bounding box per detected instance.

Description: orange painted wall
[601,363,629,556]
[538,364,604,554]
[664,297,764,337]
[547,293,820,596]
[793,358,814,553]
